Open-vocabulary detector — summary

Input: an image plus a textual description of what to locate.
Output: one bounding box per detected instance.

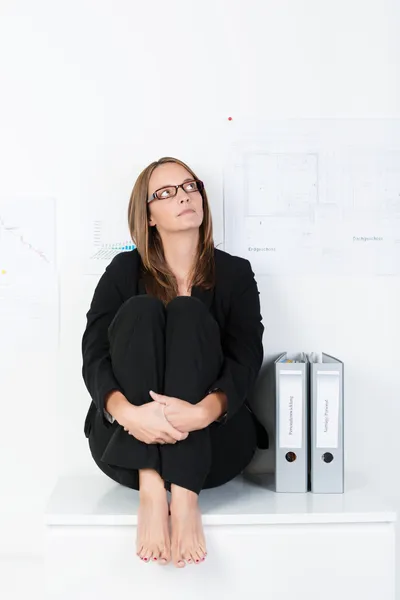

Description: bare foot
[170,484,207,568]
[136,470,171,565]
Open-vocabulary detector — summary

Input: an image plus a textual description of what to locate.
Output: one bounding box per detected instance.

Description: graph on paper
[89,219,135,261]
[82,209,136,275]
[0,196,58,352]
[0,196,56,278]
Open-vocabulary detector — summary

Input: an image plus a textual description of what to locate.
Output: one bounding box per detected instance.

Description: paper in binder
[274,352,309,493]
[308,352,344,494]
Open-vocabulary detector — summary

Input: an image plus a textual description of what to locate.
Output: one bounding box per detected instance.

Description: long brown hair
[127,156,215,305]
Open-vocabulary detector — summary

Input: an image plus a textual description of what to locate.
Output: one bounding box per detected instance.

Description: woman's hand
[120,401,189,445]
[149,390,206,433]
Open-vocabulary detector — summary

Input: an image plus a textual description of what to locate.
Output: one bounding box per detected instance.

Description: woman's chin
[176,218,203,232]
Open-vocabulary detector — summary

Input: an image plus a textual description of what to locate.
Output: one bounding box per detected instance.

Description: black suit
[82,247,268,494]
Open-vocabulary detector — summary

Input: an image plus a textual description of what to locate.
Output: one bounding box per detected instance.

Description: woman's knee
[166,295,216,327]
[167,295,202,312]
[118,294,164,318]
[168,297,221,347]
[108,295,165,338]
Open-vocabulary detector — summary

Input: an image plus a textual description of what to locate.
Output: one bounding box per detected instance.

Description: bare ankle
[170,484,199,505]
[139,469,166,496]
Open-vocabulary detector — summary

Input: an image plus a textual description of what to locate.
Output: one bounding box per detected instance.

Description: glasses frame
[147,179,204,203]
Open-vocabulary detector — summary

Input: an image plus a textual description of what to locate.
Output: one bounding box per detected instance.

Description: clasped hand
[122,390,205,445]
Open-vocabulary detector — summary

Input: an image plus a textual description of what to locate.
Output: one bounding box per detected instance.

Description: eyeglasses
[148,179,204,203]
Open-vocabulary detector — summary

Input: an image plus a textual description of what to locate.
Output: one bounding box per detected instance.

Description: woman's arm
[197,389,228,425]
[204,257,264,423]
[81,257,126,428]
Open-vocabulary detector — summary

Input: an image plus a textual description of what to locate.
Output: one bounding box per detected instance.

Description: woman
[81,156,268,569]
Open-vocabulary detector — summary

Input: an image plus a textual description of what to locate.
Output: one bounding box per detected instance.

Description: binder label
[316,371,340,449]
[279,370,303,449]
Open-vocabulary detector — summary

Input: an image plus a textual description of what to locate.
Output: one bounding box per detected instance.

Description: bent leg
[108,295,166,406]
[160,296,224,495]
[89,295,166,482]
[89,295,173,565]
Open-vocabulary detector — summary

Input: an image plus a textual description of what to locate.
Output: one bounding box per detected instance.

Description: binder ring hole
[285,451,297,463]
[322,452,334,463]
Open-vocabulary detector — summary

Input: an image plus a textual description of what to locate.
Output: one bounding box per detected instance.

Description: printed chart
[0,196,59,353]
[82,210,135,275]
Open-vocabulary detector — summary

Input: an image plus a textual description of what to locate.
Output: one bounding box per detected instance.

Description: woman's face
[147,163,204,234]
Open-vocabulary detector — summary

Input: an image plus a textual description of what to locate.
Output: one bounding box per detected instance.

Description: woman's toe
[158,545,170,565]
[142,548,152,562]
[193,549,204,564]
[173,549,185,568]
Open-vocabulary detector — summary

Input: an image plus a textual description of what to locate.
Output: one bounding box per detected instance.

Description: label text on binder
[279,370,303,449]
[316,370,340,449]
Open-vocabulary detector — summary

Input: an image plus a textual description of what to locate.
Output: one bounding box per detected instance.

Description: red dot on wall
[228,117,233,121]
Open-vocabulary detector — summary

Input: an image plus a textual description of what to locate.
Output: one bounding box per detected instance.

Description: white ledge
[45,473,397,527]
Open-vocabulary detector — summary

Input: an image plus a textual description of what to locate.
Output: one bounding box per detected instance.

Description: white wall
[1,0,399,581]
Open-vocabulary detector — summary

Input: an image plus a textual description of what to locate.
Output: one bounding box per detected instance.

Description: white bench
[45,472,396,600]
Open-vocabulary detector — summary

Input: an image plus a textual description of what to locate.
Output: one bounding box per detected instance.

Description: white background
[0,0,400,594]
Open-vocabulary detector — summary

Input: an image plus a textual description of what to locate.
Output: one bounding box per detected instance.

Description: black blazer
[81,247,269,448]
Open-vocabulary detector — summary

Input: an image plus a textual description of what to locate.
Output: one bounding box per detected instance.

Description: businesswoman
[81,156,268,569]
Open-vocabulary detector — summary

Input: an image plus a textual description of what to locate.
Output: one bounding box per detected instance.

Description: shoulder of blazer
[104,248,140,292]
[214,247,252,283]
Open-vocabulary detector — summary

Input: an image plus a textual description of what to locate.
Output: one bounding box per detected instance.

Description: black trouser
[88,295,257,495]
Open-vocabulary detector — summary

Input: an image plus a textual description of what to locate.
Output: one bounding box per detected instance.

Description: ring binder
[274,352,309,493]
[308,352,344,494]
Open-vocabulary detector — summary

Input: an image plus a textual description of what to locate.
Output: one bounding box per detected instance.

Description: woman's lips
[178,209,195,216]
